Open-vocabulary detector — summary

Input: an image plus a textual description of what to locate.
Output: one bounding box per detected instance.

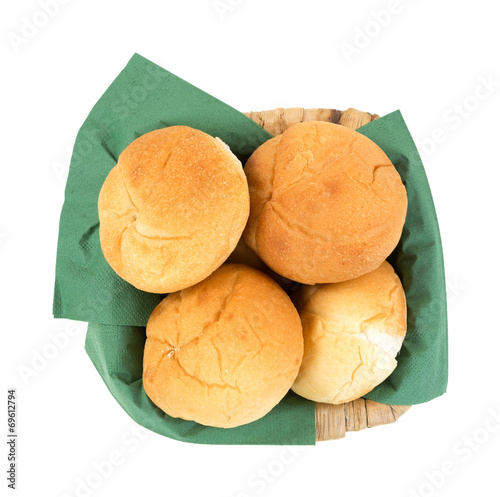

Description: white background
[2,1,499,496]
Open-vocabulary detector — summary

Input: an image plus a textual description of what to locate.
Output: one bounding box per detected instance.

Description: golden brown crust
[98,126,249,293]
[292,261,407,404]
[143,264,304,428]
[243,121,407,284]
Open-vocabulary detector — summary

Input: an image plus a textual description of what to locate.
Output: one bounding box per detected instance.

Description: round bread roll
[98,126,249,293]
[143,264,304,428]
[292,261,407,404]
[243,121,407,284]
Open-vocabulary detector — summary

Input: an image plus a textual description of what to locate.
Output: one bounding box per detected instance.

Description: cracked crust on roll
[143,264,304,428]
[243,121,407,284]
[98,126,249,293]
[291,261,407,405]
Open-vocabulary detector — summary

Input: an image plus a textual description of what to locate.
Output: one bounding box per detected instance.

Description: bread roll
[98,126,249,293]
[292,261,406,404]
[243,121,407,284]
[143,264,304,428]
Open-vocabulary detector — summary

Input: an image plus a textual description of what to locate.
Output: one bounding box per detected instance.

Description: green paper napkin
[53,53,447,445]
[357,112,448,405]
